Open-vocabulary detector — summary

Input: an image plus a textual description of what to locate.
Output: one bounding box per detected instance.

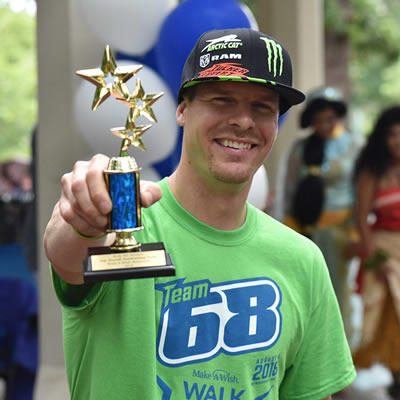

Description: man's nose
[227,104,256,130]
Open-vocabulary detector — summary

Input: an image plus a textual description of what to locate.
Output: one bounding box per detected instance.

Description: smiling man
[44,28,356,399]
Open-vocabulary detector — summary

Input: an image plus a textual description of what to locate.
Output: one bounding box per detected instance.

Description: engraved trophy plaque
[76,45,175,283]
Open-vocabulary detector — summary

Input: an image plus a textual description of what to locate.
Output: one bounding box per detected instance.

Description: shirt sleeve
[279,249,356,399]
[50,263,105,310]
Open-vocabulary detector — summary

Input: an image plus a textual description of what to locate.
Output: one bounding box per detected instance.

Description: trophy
[76,45,175,283]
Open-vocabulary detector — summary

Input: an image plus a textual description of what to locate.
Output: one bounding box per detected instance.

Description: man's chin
[206,159,261,187]
[212,169,253,186]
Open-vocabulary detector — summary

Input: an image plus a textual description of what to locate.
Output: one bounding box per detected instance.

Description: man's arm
[43,154,162,284]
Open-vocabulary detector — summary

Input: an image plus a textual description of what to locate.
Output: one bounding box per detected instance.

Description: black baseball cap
[178,28,305,115]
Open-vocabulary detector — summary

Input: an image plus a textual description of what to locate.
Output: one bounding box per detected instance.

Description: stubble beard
[208,154,256,185]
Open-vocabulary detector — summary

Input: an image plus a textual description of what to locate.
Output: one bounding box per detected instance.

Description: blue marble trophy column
[105,155,143,250]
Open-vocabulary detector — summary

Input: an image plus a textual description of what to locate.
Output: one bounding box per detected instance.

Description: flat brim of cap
[179,76,305,115]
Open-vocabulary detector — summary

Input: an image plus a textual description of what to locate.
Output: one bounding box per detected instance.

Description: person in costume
[44,28,355,399]
[352,106,400,400]
[278,87,362,339]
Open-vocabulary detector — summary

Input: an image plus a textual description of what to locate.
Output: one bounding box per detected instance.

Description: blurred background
[1,0,399,398]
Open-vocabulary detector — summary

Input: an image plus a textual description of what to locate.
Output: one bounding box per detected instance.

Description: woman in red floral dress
[353,106,400,399]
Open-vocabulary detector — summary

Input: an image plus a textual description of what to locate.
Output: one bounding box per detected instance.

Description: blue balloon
[154,0,253,98]
[116,46,160,73]
[278,110,290,127]
[153,128,183,178]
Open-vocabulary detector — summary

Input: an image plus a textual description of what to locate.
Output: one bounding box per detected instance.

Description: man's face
[176,81,279,187]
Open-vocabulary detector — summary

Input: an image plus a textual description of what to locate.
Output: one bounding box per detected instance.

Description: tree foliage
[240,0,256,14]
[246,0,400,128]
[243,0,400,130]
[0,5,36,162]
[325,0,400,129]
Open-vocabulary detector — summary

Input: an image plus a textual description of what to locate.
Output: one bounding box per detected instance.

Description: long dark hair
[291,133,325,228]
[354,106,400,179]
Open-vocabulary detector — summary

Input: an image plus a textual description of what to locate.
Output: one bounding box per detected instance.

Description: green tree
[0,4,37,162]
[325,0,400,130]
[241,0,256,13]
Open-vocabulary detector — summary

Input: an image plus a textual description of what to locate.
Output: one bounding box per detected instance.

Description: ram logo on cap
[200,54,210,68]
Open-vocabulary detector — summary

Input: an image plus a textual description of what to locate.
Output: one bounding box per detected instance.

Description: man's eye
[213,97,231,103]
[254,103,275,113]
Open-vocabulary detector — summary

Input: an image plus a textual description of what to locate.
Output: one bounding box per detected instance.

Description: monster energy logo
[259,37,283,78]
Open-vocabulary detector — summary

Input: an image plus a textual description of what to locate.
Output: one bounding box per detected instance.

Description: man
[44,28,356,399]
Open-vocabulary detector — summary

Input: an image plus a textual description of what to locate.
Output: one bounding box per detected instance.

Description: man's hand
[44,153,162,284]
[58,154,162,236]
[59,154,111,237]
[140,179,163,208]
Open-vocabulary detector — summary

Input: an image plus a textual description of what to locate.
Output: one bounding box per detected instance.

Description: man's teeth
[221,139,251,150]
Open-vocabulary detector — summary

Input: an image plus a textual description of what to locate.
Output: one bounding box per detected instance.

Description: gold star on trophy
[111,113,152,154]
[111,77,163,156]
[76,45,143,110]
[116,78,164,123]
[75,45,175,283]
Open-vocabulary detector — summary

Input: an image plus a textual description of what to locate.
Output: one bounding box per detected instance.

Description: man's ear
[176,101,187,127]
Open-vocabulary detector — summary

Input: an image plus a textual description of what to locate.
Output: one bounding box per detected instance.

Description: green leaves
[325,0,400,129]
[0,5,36,161]
[240,0,256,14]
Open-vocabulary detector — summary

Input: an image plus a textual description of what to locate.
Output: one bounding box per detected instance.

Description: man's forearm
[43,201,113,284]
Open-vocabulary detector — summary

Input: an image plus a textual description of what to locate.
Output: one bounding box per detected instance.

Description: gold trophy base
[83,242,175,283]
[110,231,141,251]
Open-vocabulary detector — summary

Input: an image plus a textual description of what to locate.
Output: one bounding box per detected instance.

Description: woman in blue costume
[278,87,362,340]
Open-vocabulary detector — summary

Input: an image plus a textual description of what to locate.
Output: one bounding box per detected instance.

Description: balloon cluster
[74,0,269,208]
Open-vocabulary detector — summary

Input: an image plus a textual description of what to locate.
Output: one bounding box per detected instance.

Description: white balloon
[77,0,178,55]
[248,166,269,210]
[239,4,259,30]
[74,62,178,167]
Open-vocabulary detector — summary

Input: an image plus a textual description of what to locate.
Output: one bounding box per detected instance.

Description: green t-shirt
[52,178,356,399]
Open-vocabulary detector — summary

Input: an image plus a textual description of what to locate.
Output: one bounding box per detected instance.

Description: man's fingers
[140,181,162,208]
[86,154,112,215]
[69,161,106,228]
[60,171,105,235]
[58,199,103,236]
[60,155,111,231]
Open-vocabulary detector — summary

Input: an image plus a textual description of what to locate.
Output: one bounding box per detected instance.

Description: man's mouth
[216,139,253,150]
